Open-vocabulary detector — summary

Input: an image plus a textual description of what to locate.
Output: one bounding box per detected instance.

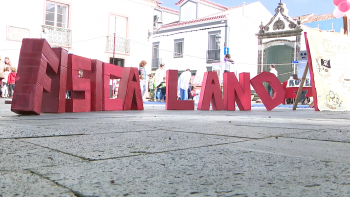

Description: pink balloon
[339,1,350,12]
[334,7,346,18]
[334,0,347,6]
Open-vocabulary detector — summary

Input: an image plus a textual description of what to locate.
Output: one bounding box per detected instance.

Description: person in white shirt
[178,69,192,100]
[154,64,166,101]
[2,67,10,98]
[139,75,146,97]
[224,54,235,74]
[270,64,278,77]
[268,65,279,97]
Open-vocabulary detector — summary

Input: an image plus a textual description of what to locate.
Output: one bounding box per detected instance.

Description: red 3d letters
[12,39,290,115]
[42,47,68,113]
[90,60,103,111]
[197,71,225,111]
[66,54,91,113]
[102,63,123,111]
[166,70,194,110]
[250,72,285,111]
[117,67,144,110]
[12,39,59,115]
[223,72,251,111]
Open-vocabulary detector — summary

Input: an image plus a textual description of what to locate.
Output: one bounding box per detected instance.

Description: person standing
[148,74,155,101]
[268,64,278,97]
[2,67,10,98]
[8,67,17,98]
[138,60,147,98]
[224,54,235,74]
[4,57,12,70]
[178,69,192,100]
[154,64,166,102]
[139,75,146,97]
[0,56,5,97]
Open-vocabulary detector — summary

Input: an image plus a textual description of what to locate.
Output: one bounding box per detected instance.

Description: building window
[174,38,184,58]
[106,14,130,54]
[207,31,221,63]
[109,14,128,38]
[45,1,69,28]
[180,1,197,21]
[154,10,162,28]
[110,58,125,67]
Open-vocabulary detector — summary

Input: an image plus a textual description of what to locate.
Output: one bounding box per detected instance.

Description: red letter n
[223,72,251,111]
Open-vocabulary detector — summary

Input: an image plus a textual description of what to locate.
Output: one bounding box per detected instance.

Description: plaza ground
[0,99,350,196]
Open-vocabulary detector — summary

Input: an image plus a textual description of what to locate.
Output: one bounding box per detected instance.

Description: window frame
[208,30,221,50]
[174,38,184,58]
[44,0,71,28]
[154,9,162,28]
[108,13,129,39]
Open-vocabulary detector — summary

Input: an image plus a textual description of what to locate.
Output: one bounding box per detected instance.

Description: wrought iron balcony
[152,58,162,71]
[206,49,220,63]
[106,35,130,55]
[41,25,72,47]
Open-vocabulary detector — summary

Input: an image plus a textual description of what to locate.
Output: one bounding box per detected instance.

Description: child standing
[8,67,17,98]
[189,86,196,100]
[2,67,10,98]
[157,77,166,102]
[148,74,155,101]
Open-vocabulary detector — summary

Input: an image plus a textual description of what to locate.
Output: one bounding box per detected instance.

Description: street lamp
[215,33,221,49]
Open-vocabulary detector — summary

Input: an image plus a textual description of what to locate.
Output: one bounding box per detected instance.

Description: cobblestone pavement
[1,99,350,196]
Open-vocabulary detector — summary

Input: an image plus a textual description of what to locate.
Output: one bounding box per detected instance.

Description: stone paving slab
[229,137,350,163]
[284,130,350,143]
[162,122,312,139]
[0,139,84,171]
[22,130,245,160]
[0,170,75,196]
[30,144,350,196]
[0,119,155,139]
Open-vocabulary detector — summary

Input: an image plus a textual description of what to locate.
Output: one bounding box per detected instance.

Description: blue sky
[161,0,335,17]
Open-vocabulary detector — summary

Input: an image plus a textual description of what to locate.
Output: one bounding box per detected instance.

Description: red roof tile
[303,13,335,24]
[227,2,253,10]
[175,0,228,10]
[160,14,226,29]
[294,13,335,24]
[157,5,179,14]
[293,13,313,22]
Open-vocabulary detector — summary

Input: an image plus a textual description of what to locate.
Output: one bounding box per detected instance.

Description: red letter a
[117,67,144,110]
[166,70,194,110]
[223,72,251,111]
[250,72,285,111]
[11,39,60,115]
[197,71,224,111]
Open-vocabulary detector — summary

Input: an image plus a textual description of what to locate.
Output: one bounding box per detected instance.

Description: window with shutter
[45,1,69,28]
[174,39,184,58]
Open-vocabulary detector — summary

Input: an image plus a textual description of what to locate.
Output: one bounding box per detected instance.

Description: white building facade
[152,0,272,82]
[1,0,158,77]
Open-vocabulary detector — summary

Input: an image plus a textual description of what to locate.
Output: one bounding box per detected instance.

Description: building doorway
[264,45,294,83]
[108,58,124,98]
[109,58,124,67]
